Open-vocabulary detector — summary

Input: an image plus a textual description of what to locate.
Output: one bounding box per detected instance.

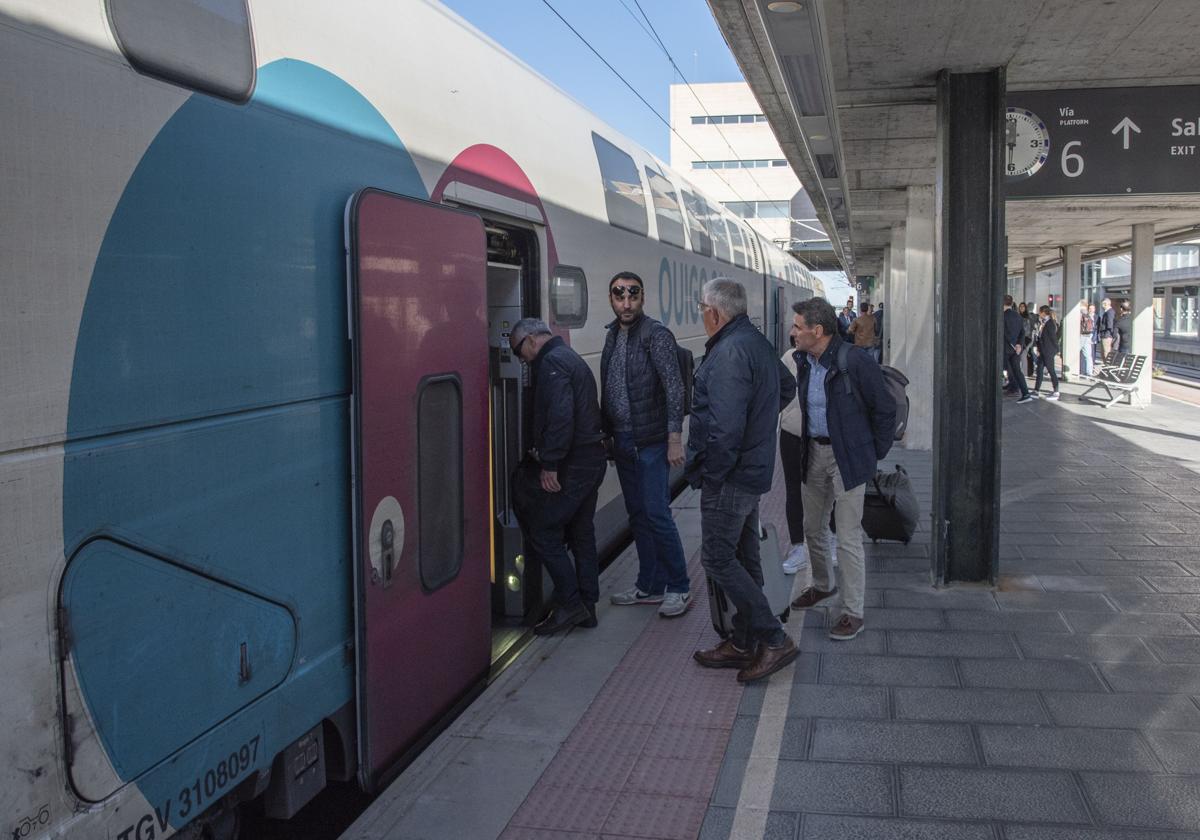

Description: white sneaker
[782,543,809,574]
[658,591,691,617]
[1046,391,1060,401]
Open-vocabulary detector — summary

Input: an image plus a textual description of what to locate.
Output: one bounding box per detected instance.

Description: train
[0,1,823,837]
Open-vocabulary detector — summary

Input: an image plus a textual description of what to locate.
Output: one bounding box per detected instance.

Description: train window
[551,265,588,328]
[680,190,712,257]
[106,0,256,103]
[644,167,686,250]
[711,214,732,264]
[591,133,648,236]
[417,376,464,592]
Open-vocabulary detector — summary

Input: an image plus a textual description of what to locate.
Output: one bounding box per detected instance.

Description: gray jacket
[684,315,796,494]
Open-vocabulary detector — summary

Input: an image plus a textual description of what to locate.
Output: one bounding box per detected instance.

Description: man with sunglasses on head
[509,318,607,635]
[601,271,692,618]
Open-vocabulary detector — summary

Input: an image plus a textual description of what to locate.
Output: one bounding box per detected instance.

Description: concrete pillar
[1061,245,1082,382]
[889,223,908,373]
[932,68,1004,586]
[904,185,935,450]
[1023,257,1038,308]
[1130,222,1155,403]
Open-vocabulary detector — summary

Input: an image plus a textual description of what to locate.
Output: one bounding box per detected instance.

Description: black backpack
[638,324,695,416]
[836,342,909,441]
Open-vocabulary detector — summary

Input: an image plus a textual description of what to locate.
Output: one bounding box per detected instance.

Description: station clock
[1005,107,1050,179]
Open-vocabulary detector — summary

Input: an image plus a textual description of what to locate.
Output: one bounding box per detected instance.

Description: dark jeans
[612,432,689,594]
[513,456,607,610]
[700,482,785,648]
[779,430,806,545]
[1034,352,1059,392]
[1005,350,1029,397]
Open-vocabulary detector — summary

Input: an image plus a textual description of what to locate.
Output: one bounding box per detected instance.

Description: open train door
[346,188,491,792]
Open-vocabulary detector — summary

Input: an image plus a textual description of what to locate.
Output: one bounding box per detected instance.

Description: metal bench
[1078,353,1147,408]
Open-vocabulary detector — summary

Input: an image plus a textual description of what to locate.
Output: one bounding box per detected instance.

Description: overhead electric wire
[538,0,759,212]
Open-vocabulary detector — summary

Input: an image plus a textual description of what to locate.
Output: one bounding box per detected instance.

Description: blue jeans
[700,482,785,648]
[1081,341,1095,376]
[612,432,689,594]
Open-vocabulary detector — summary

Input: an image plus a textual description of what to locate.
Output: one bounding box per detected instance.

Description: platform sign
[1005,86,1200,198]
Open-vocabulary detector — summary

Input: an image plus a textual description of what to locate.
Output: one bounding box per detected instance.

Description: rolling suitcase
[861,464,920,544]
[707,517,792,640]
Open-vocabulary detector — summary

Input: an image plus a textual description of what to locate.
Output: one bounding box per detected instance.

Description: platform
[342,379,1200,840]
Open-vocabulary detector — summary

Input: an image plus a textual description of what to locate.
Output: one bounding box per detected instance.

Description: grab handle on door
[381,519,395,588]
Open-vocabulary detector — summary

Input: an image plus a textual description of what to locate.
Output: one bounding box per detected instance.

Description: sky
[440,0,853,297]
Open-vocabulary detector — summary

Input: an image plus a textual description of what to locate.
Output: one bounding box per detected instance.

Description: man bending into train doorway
[601,271,692,618]
[509,318,609,635]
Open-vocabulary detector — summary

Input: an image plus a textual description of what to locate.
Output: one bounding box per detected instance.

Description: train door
[481,223,543,661]
[346,188,491,792]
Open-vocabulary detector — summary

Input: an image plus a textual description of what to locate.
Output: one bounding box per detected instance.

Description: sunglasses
[510,334,531,356]
[610,285,642,300]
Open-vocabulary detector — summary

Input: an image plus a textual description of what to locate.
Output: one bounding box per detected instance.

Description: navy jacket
[685,314,796,495]
[1098,307,1117,339]
[794,336,897,491]
[529,336,604,471]
[1003,308,1026,353]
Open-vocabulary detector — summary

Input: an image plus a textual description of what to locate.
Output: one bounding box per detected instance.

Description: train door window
[106,0,256,103]
[551,265,588,328]
[417,376,464,592]
[644,167,686,249]
[711,214,732,264]
[729,222,748,268]
[680,190,712,258]
[591,133,648,236]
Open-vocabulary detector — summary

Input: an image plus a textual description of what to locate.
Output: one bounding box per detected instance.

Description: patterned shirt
[604,323,685,435]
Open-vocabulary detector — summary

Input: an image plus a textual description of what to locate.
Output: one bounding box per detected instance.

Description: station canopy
[709,0,1200,278]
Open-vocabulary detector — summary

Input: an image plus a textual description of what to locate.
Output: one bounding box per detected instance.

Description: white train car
[0,1,823,837]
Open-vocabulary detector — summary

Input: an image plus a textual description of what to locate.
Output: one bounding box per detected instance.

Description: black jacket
[794,336,897,491]
[1036,317,1059,357]
[599,314,676,447]
[1003,308,1026,352]
[1114,314,1133,353]
[684,314,795,494]
[530,336,604,471]
[1098,307,1117,339]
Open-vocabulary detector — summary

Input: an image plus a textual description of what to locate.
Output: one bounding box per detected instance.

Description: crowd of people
[1001,294,1131,402]
[507,273,896,684]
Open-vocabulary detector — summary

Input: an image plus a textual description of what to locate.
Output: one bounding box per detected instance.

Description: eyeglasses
[510,334,531,356]
[696,301,711,313]
[610,285,642,300]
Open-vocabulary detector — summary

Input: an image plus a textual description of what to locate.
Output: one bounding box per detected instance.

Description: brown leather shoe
[737,637,799,683]
[693,638,755,669]
[791,586,838,609]
[829,614,864,640]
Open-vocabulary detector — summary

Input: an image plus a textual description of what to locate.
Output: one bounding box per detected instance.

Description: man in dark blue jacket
[510,318,607,635]
[688,278,798,683]
[789,297,896,641]
[1002,295,1033,402]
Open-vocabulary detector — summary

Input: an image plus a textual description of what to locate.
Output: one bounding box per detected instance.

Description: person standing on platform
[601,271,692,618]
[1033,305,1060,400]
[788,297,896,641]
[848,302,877,351]
[1098,297,1117,358]
[509,318,608,636]
[1089,300,1099,369]
[689,278,799,683]
[779,344,809,575]
[1003,296,1034,403]
[1080,302,1097,377]
[837,306,854,340]
[872,303,884,364]
[1114,301,1133,353]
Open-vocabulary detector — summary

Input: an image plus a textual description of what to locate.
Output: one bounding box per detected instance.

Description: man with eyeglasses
[601,271,691,618]
[689,278,798,683]
[508,318,607,635]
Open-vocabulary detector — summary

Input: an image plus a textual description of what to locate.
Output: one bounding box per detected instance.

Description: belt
[811,435,832,445]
